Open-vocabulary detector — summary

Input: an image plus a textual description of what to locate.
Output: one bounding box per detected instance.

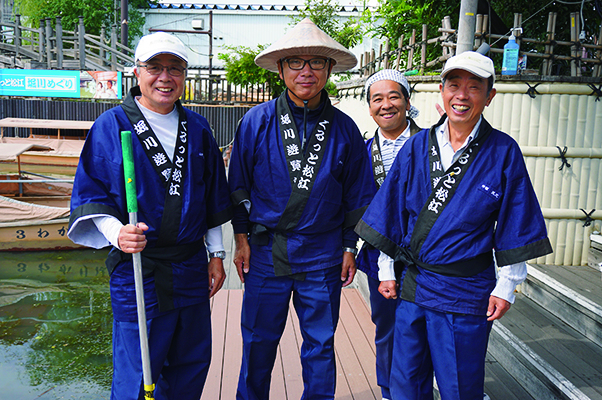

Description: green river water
[0,248,112,399]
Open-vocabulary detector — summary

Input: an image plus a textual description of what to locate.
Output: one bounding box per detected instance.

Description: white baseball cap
[134,32,188,64]
[441,51,495,84]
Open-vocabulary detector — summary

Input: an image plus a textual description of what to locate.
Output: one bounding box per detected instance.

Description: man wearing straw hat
[356,69,421,400]
[68,32,232,399]
[228,18,373,400]
[355,51,553,399]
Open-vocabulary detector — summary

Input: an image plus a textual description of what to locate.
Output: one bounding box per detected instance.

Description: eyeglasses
[138,63,186,77]
[282,58,330,71]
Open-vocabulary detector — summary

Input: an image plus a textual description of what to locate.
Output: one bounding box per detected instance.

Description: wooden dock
[201,288,379,400]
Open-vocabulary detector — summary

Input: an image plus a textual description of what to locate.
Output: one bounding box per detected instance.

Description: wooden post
[482,14,489,47]
[100,26,106,67]
[407,29,416,71]
[38,20,45,62]
[543,12,557,76]
[569,12,578,76]
[395,34,404,70]
[475,14,483,48]
[421,24,427,74]
[594,23,602,77]
[111,24,118,71]
[384,37,391,69]
[359,53,364,74]
[79,16,86,70]
[443,15,456,56]
[370,48,376,75]
[56,16,63,69]
[45,18,52,68]
[378,43,383,71]
[14,15,21,59]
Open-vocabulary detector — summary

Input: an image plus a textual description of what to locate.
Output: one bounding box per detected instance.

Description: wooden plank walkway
[201,288,379,400]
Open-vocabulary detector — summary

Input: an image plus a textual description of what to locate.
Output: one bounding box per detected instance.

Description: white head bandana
[364,69,420,119]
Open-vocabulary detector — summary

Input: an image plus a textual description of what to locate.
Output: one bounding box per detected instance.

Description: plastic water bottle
[502,33,520,75]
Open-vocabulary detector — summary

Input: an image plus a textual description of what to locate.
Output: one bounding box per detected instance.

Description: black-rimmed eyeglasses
[137,64,186,77]
[282,58,330,70]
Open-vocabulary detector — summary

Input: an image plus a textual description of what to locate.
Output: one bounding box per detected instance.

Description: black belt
[105,239,204,312]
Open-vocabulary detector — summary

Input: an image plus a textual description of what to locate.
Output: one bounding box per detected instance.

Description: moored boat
[0,195,81,251]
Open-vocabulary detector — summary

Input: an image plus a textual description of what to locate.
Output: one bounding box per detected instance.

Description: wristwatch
[209,251,226,260]
[342,246,358,255]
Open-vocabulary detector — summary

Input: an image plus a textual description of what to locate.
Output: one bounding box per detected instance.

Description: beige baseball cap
[134,32,188,64]
[441,51,495,84]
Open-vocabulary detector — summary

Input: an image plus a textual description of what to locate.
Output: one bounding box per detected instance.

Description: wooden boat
[0,137,83,167]
[0,146,79,250]
[0,194,81,251]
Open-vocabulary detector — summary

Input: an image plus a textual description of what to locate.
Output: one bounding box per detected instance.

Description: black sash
[271,90,334,276]
[121,86,189,247]
[370,131,387,189]
[408,116,494,277]
[117,86,191,311]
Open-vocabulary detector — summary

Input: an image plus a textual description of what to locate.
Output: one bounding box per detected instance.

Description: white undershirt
[377,117,526,303]
[80,98,224,253]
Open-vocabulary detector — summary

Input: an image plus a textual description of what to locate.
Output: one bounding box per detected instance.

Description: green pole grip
[120,130,138,214]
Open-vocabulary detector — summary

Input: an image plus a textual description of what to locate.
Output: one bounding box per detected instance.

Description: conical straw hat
[255,18,357,73]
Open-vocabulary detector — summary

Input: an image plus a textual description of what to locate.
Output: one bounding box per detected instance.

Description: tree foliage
[365,0,600,74]
[291,0,366,49]
[217,44,286,97]
[14,0,155,48]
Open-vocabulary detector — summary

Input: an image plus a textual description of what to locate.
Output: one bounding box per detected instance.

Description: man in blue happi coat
[228,18,374,400]
[356,51,553,400]
[68,32,232,400]
[355,69,422,400]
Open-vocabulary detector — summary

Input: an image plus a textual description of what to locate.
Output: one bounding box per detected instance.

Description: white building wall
[140,5,377,70]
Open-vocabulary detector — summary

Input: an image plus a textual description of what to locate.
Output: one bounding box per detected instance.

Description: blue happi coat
[356,118,552,315]
[229,92,373,274]
[68,100,232,322]
[356,120,421,280]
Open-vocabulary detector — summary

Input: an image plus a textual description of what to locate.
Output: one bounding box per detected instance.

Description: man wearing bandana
[355,69,421,400]
[356,52,553,399]
[68,32,232,400]
[228,18,373,400]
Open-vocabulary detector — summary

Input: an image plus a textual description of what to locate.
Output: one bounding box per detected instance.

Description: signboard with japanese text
[0,69,122,99]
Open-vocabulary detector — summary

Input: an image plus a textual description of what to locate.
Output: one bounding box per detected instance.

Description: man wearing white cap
[355,69,421,400]
[356,51,552,399]
[228,18,373,399]
[68,32,232,399]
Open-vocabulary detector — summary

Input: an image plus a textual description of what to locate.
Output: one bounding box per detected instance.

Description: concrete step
[488,263,602,400]
[521,264,602,348]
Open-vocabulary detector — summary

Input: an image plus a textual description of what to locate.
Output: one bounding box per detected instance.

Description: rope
[555,146,571,170]
[580,208,595,227]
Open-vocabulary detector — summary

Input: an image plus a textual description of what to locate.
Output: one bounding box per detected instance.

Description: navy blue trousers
[390,300,492,400]
[368,275,398,399]
[111,302,212,400]
[237,265,343,400]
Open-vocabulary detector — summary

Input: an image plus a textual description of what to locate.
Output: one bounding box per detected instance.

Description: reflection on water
[0,248,112,399]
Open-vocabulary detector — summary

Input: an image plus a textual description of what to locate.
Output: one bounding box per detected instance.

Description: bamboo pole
[421,24,427,74]
[407,29,416,71]
[378,43,383,71]
[395,34,404,70]
[370,48,376,75]
[475,14,483,48]
[384,38,391,69]
[595,23,602,77]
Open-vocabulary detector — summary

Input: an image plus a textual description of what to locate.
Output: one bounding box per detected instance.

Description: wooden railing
[358,13,602,80]
[0,15,134,71]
